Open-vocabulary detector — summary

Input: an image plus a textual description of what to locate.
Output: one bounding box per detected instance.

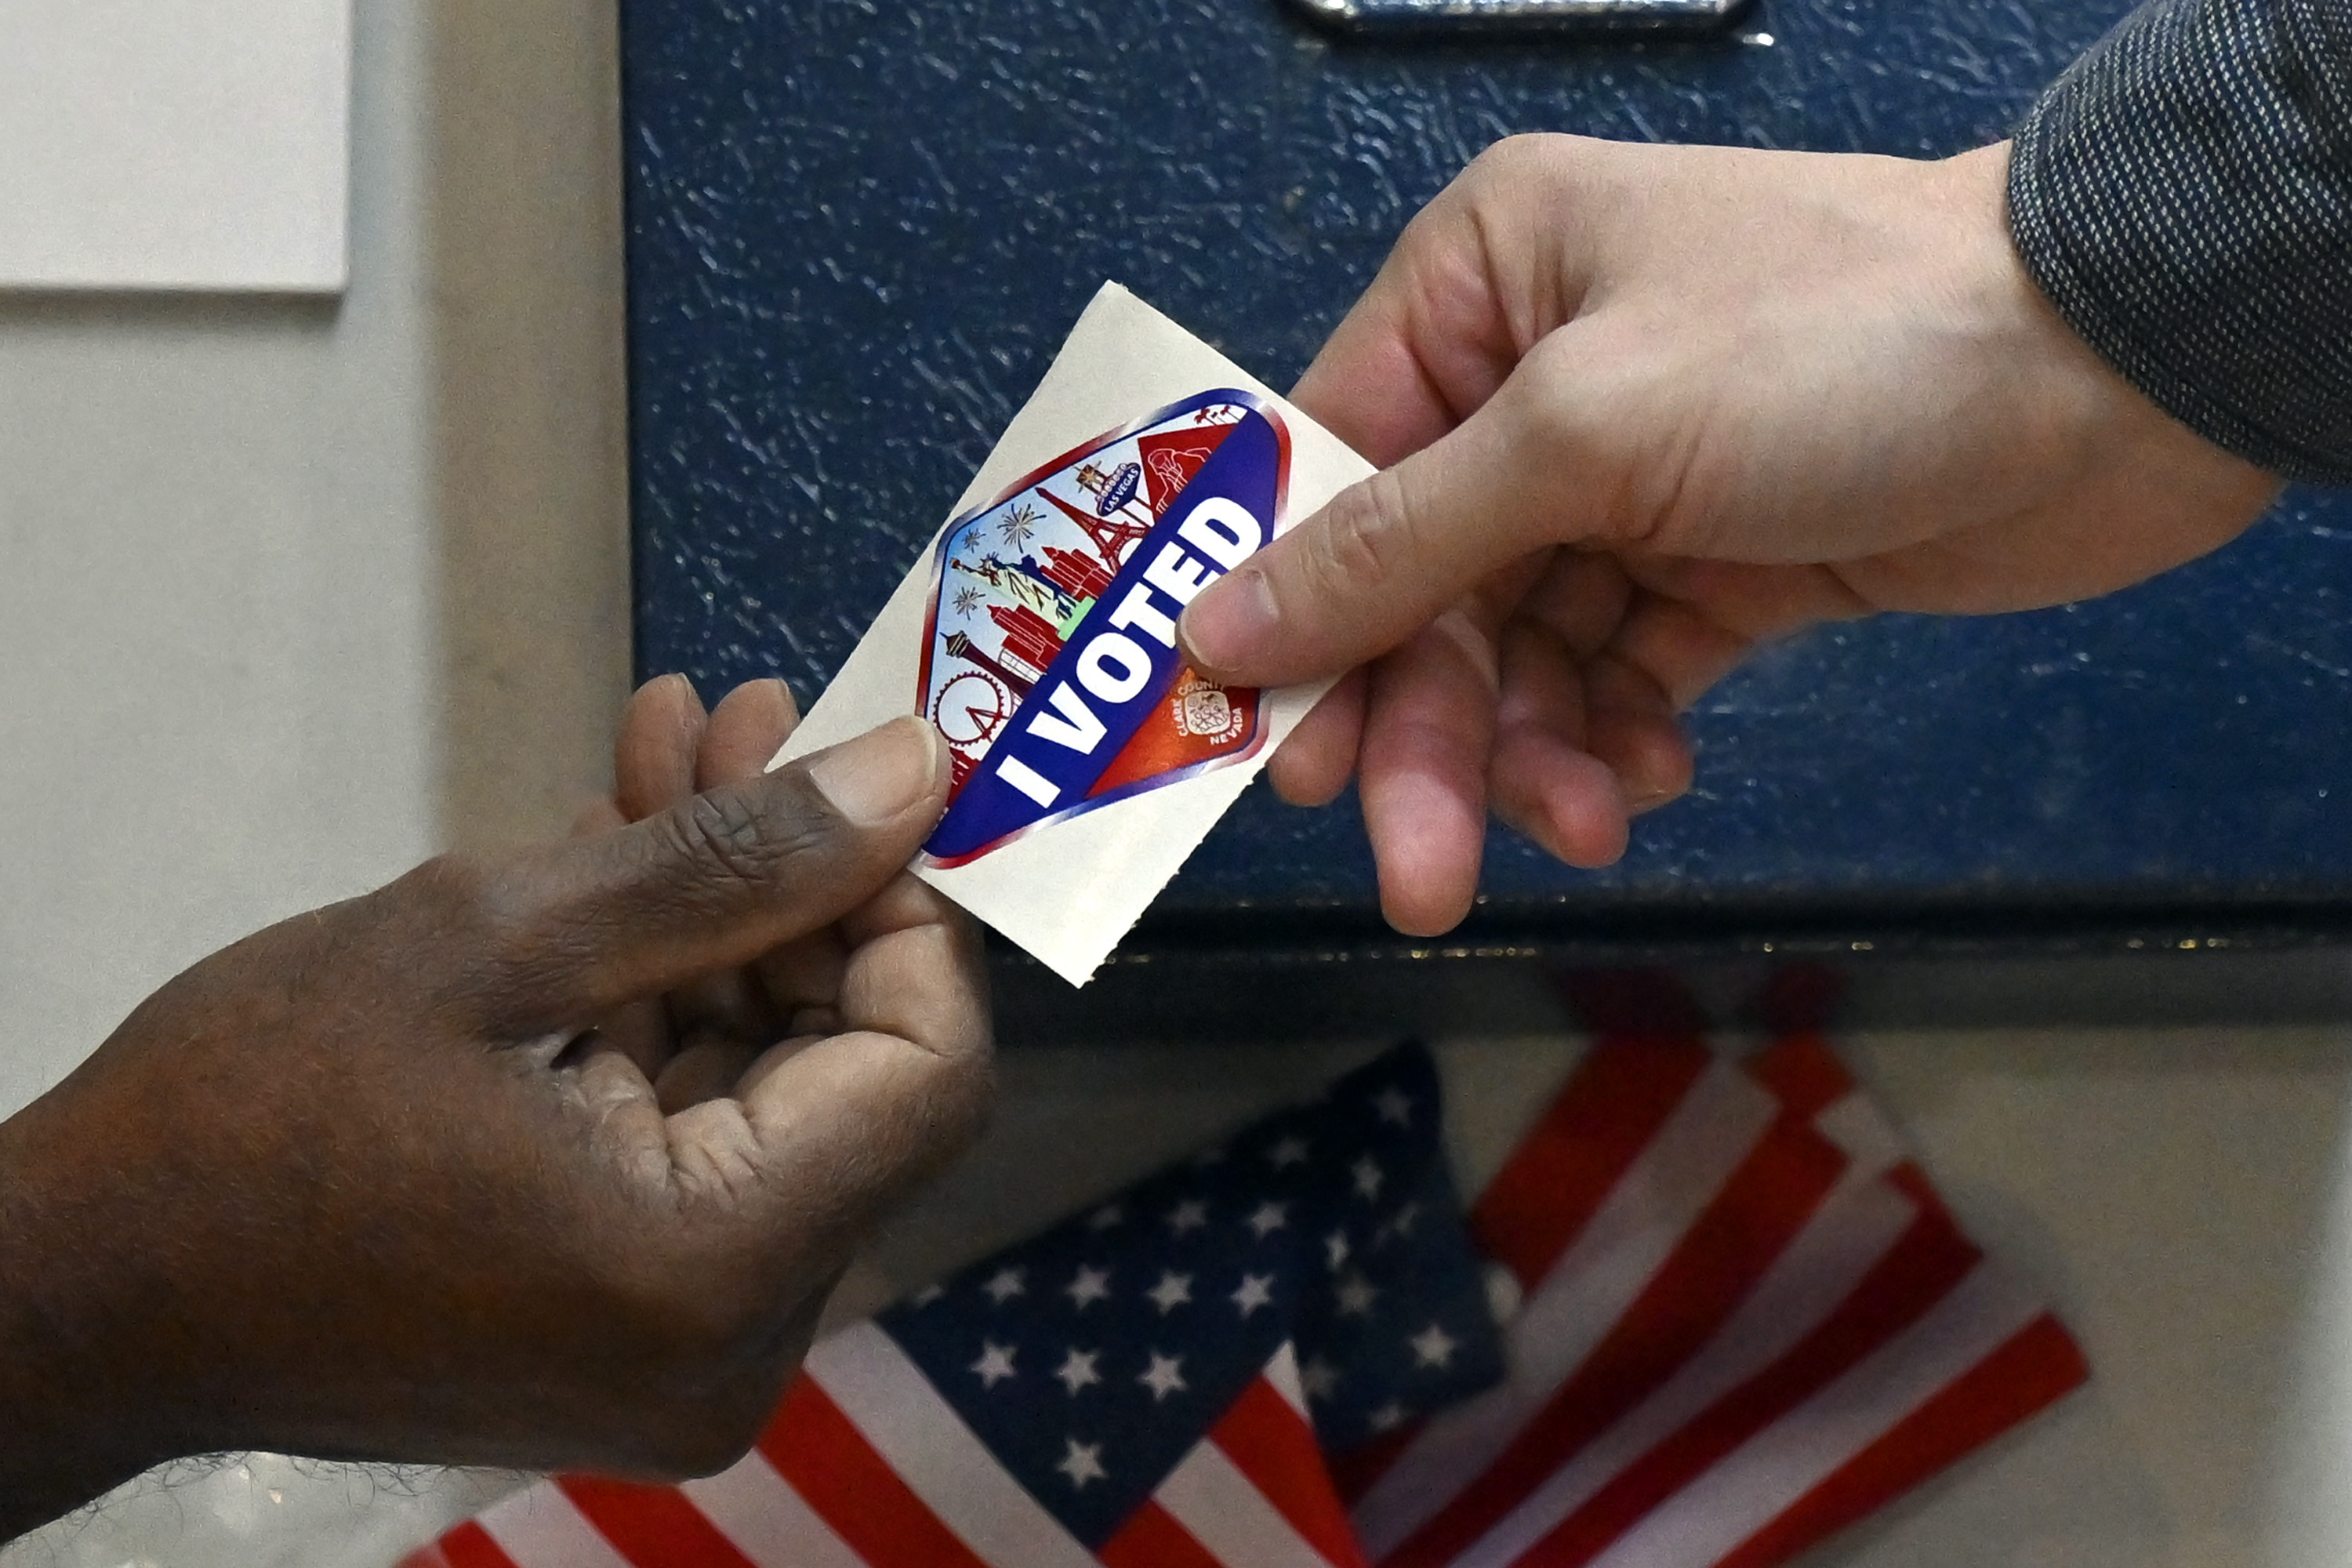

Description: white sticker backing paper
[771,283,1374,985]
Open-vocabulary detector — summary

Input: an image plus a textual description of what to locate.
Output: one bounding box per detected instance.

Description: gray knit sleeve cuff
[2007,0,2352,485]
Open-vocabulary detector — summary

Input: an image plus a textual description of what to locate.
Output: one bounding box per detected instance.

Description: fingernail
[1181,567,1279,675]
[763,676,804,728]
[807,715,946,826]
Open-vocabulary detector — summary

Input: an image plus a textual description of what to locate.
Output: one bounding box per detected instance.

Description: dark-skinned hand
[0,678,991,1540]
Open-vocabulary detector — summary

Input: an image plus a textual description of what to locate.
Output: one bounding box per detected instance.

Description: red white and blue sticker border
[914,387,1295,869]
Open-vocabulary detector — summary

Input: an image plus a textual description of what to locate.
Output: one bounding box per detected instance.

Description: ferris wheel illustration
[931,669,1013,751]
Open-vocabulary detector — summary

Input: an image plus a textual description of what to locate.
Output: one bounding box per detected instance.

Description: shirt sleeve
[2007,0,2352,485]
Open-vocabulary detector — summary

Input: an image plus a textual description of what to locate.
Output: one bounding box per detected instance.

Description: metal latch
[1283,0,1749,33]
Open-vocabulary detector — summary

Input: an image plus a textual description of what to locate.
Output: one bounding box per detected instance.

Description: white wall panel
[0,0,350,290]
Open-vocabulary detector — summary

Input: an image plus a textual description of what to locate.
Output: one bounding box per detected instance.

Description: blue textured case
[621,0,2352,964]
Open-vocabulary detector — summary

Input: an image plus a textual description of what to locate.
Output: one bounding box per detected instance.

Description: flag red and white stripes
[413,1343,1360,1568]
[401,1010,2085,1568]
[1338,1026,2087,1568]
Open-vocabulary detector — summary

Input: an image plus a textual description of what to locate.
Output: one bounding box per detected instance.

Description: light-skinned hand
[1179,135,2281,935]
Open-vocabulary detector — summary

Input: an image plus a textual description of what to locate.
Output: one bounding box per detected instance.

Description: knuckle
[1508,336,1597,451]
[673,782,833,895]
[1463,132,1585,199]
[381,852,506,972]
[940,1022,1000,1104]
[371,850,585,1035]
[686,789,782,884]
[1308,472,1416,597]
[1497,345,1646,533]
[1467,131,1547,180]
[909,1040,1000,1167]
[398,851,499,924]
[470,858,579,971]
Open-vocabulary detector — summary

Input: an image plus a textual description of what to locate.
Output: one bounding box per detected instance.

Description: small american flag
[1335,981,2090,1568]
[404,994,2086,1568]
[412,1044,1503,1568]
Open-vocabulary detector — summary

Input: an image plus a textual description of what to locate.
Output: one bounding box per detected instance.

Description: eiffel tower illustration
[1038,484,1149,575]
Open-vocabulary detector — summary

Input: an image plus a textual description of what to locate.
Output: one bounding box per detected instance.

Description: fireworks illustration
[998,502,1041,550]
[952,584,985,617]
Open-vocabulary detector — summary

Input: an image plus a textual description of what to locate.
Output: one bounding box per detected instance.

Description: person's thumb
[470,714,950,1031]
[1178,368,1597,689]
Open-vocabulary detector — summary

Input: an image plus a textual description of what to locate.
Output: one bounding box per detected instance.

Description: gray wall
[1,0,625,1559]
[0,0,630,1122]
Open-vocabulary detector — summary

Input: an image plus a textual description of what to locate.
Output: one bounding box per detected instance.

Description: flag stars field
[1055,1347,1103,1395]
[1247,1200,1290,1238]
[1057,1439,1108,1490]
[1325,1230,1352,1272]
[1166,1198,1209,1235]
[1352,1156,1385,1200]
[1148,1270,1193,1313]
[1232,1273,1276,1317]
[970,1341,1017,1388]
[1410,1321,1459,1369]
[1066,1264,1112,1310]
[1266,1134,1309,1169]
[982,1266,1025,1305]
[1301,1354,1341,1402]
[1139,1352,1188,1401]
[1336,1273,1380,1317]
[1374,1086,1414,1127]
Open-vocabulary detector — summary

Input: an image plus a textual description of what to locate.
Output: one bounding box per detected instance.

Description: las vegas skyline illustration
[923,395,1254,794]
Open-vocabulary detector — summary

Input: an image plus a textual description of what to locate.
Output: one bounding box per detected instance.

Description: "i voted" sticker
[915,389,1292,867]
